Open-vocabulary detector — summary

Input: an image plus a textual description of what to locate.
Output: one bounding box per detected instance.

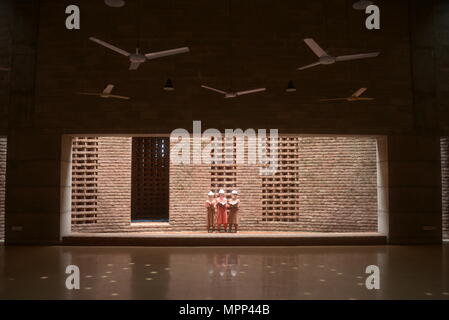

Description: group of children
[205,189,241,233]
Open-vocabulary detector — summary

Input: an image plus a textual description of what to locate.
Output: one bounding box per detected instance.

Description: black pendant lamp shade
[164,78,175,91]
[286,80,296,92]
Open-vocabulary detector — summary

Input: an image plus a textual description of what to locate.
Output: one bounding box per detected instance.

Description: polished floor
[0,244,448,300]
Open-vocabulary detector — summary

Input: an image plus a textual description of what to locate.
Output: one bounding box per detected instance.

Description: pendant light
[105,0,125,8]
[286,80,297,92]
[352,0,373,10]
[164,78,174,91]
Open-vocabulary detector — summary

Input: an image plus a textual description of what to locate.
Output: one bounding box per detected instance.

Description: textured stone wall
[441,138,449,240]
[72,136,377,233]
[0,137,6,240]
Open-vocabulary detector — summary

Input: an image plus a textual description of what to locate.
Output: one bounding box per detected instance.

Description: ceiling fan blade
[304,38,328,58]
[319,98,348,101]
[236,88,266,96]
[336,52,379,62]
[102,84,114,95]
[0,67,9,71]
[108,94,131,100]
[297,61,321,70]
[145,47,190,60]
[355,97,374,101]
[352,87,367,97]
[76,92,101,96]
[129,61,142,70]
[201,85,227,95]
[89,37,131,57]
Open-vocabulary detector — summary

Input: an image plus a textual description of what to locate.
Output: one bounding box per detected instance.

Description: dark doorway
[131,137,170,222]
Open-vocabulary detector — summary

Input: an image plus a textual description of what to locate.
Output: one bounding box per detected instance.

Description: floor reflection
[0,245,448,299]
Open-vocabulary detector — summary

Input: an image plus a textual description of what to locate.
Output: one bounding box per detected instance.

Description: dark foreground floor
[0,244,448,300]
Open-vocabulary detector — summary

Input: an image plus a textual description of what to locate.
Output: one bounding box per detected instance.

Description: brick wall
[72,135,377,233]
[72,137,172,233]
[295,137,377,232]
[235,136,377,232]
[441,138,449,240]
[0,137,6,240]
[96,137,132,232]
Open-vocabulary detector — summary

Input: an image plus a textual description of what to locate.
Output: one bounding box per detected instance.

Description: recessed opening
[65,134,385,236]
[0,136,6,241]
[131,137,169,222]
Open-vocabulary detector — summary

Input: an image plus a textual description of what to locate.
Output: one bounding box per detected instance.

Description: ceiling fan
[76,84,130,100]
[298,38,379,70]
[89,37,190,70]
[320,88,374,102]
[201,85,266,99]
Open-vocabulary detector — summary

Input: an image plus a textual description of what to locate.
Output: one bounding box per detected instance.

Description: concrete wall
[1,0,447,243]
[0,0,11,134]
[0,137,6,240]
[441,138,449,240]
[387,136,442,244]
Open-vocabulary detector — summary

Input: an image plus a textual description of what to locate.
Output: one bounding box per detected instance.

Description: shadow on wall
[0,136,6,241]
[440,138,449,241]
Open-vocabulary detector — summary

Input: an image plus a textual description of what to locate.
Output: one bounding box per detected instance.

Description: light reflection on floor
[0,245,448,300]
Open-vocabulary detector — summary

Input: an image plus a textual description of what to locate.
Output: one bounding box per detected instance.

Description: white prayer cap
[232,190,238,195]
[208,191,214,196]
[218,189,225,194]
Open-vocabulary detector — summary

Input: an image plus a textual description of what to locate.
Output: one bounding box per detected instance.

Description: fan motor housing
[130,54,146,63]
[319,56,335,64]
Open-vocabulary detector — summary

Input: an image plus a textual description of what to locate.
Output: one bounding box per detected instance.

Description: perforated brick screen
[262,136,300,222]
[131,137,169,221]
[211,136,237,195]
[71,137,99,226]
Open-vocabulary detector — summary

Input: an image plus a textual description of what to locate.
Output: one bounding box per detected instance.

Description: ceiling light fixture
[104,0,125,8]
[286,80,296,92]
[164,78,175,91]
[352,0,373,10]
